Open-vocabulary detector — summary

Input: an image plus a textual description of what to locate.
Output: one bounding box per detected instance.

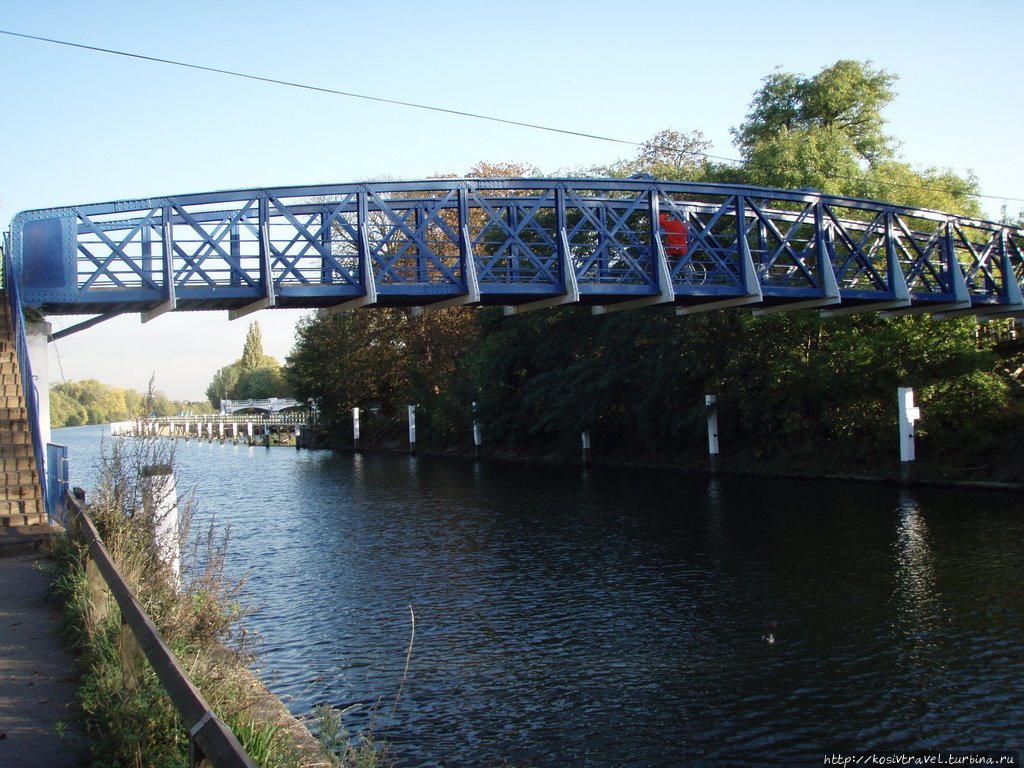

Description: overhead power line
[0,28,640,148]
[2,27,1022,207]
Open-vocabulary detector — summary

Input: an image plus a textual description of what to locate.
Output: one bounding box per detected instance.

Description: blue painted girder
[7,178,1024,319]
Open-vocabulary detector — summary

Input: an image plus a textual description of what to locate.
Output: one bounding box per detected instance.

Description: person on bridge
[658,211,689,258]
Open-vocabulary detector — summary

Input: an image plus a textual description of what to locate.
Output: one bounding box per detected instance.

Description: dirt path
[0,546,91,767]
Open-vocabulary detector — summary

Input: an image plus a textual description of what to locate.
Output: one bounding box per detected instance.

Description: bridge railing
[9,178,1023,319]
[65,489,257,768]
[219,397,302,414]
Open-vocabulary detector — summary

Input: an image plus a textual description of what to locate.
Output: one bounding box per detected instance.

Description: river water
[54,424,1024,767]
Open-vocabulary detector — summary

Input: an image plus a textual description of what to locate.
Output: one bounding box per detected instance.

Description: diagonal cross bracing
[7,178,1023,318]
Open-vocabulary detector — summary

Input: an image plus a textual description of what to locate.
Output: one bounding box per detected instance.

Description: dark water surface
[56,425,1024,767]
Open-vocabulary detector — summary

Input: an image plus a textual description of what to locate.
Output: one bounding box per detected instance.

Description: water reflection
[52,427,1024,767]
[892,490,946,685]
[893,491,940,631]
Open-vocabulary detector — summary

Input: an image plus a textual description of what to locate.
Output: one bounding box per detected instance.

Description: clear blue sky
[2,0,1022,400]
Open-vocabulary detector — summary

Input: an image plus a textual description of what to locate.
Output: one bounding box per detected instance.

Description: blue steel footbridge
[6,177,1024,327]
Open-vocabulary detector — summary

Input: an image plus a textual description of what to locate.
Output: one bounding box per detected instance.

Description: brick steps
[0,292,45,530]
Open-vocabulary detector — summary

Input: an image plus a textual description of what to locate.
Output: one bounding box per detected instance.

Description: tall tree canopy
[205,321,290,408]
[733,59,897,165]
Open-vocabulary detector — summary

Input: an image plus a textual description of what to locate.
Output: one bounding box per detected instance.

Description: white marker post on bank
[898,387,920,483]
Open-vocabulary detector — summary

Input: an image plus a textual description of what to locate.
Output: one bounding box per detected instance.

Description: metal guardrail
[66,489,257,768]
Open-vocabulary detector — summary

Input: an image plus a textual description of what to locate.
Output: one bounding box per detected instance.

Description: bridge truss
[7,178,1024,324]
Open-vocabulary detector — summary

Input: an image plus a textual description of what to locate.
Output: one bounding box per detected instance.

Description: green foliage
[284,306,478,443]
[236,366,290,400]
[50,379,204,427]
[604,128,712,180]
[206,321,291,407]
[285,309,409,428]
[206,363,242,409]
[240,321,273,373]
[733,59,897,164]
[50,386,88,426]
[51,379,130,425]
[313,704,391,768]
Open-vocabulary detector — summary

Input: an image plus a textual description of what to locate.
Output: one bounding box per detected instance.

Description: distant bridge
[6,178,1023,331]
[219,397,302,415]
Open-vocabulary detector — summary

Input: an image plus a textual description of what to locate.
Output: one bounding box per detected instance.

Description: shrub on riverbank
[51,436,387,767]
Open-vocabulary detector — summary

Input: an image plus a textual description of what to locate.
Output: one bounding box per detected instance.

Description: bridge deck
[7,178,1023,320]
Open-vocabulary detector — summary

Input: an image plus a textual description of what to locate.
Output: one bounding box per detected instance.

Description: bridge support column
[408,405,417,455]
[706,395,720,473]
[898,387,920,483]
[352,407,361,451]
[581,430,591,466]
[25,320,52,467]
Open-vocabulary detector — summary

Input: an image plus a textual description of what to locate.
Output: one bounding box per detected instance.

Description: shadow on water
[55,426,1024,767]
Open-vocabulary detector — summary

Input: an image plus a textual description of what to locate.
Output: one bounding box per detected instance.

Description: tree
[205,363,241,410]
[50,379,193,426]
[240,321,271,373]
[605,128,712,180]
[285,309,410,429]
[50,387,88,427]
[236,366,289,400]
[733,60,898,165]
[205,321,289,408]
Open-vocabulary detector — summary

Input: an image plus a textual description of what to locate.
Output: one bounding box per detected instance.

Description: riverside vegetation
[50,377,214,428]
[284,61,1024,484]
[50,432,388,767]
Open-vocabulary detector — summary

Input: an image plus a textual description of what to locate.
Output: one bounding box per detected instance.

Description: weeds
[312,704,390,768]
[52,432,366,767]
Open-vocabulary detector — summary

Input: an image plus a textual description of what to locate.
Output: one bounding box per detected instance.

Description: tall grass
[52,433,391,767]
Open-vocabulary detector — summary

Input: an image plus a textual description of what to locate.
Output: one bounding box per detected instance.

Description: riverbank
[303,427,1024,493]
[42,430,384,768]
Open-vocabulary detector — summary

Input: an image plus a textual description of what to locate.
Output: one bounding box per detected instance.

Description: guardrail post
[120,620,146,693]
